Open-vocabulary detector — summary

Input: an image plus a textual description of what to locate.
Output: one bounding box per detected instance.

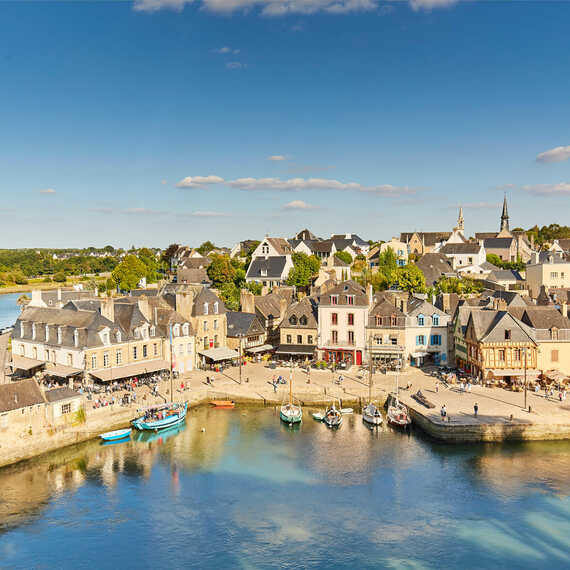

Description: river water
[0,407,569,569]
[0,292,24,329]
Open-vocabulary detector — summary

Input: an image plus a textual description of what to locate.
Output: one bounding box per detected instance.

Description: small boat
[99,428,132,441]
[280,366,302,424]
[132,402,188,431]
[412,390,435,409]
[324,402,343,428]
[362,403,383,426]
[312,412,325,421]
[340,407,353,414]
[387,400,412,428]
[210,400,235,408]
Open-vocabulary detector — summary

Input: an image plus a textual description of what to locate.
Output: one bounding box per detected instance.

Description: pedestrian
[474,402,478,417]
[467,382,472,393]
[440,404,447,419]
[273,380,277,393]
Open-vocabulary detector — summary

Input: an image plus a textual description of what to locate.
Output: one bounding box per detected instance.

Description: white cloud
[409,0,458,10]
[268,155,287,161]
[214,46,240,54]
[176,175,225,188]
[226,61,245,69]
[39,188,56,194]
[521,183,570,196]
[283,200,316,210]
[536,146,570,164]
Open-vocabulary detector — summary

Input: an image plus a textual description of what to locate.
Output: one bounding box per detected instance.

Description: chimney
[57,288,62,302]
[138,296,151,321]
[442,293,451,314]
[175,291,194,321]
[100,297,115,322]
[240,289,255,313]
[561,302,568,318]
[279,296,288,321]
[31,289,42,307]
[367,284,374,306]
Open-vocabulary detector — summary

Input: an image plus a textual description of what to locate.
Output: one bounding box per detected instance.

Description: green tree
[53,271,67,283]
[219,282,240,311]
[286,253,321,287]
[393,264,426,293]
[335,251,353,265]
[111,254,147,291]
[138,248,159,283]
[246,281,263,295]
[207,254,236,287]
[486,253,503,267]
[197,241,216,255]
[161,243,180,270]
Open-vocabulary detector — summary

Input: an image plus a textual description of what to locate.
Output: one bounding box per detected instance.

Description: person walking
[440,404,447,419]
[435,381,439,393]
[273,380,277,393]
[474,402,479,417]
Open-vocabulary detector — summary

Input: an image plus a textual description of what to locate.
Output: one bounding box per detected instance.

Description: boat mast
[289,361,293,405]
[169,323,174,403]
[368,335,372,402]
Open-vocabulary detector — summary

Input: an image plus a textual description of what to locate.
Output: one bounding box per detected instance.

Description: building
[368,238,408,268]
[414,253,455,287]
[176,267,211,286]
[276,297,318,361]
[400,232,452,256]
[405,297,451,366]
[526,257,570,298]
[245,256,294,288]
[240,288,292,345]
[226,311,269,358]
[317,281,371,366]
[439,242,486,270]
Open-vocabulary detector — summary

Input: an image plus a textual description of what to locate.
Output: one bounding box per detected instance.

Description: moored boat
[324,402,342,428]
[362,403,383,426]
[280,365,302,425]
[210,400,235,408]
[99,428,132,441]
[131,402,188,431]
[312,412,325,422]
[387,401,411,428]
[412,390,435,409]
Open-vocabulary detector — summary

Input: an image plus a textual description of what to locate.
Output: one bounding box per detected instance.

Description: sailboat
[324,400,343,428]
[280,364,302,425]
[387,365,411,428]
[362,356,383,426]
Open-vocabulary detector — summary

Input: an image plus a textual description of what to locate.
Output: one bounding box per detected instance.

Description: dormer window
[214,302,219,314]
[182,323,189,336]
[299,316,307,326]
[203,302,209,315]
[260,268,267,277]
[346,295,354,305]
[102,332,110,345]
[504,329,511,340]
[289,315,298,325]
[418,314,425,326]
[551,327,559,340]
[330,295,338,305]
[73,329,79,347]
[433,315,439,326]
[173,324,181,337]
[150,326,156,337]
[116,330,122,342]
[262,244,269,254]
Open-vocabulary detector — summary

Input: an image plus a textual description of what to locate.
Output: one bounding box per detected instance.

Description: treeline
[514,224,570,247]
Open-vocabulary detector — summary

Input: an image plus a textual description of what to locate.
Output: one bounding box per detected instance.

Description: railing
[322,338,356,348]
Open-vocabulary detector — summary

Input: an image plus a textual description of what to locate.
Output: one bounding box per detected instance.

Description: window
[432,315,439,326]
[150,326,156,337]
[418,315,424,326]
[173,324,180,337]
[297,335,302,344]
[102,332,110,345]
[178,345,183,355]
[61,403,72,415]
[552,349,559,362]
[214,335,219,347]
[20,322,24,337]
[289,315,298,325]
[416,335,425,345]
[67,353,72,366]
[308,335,313,344]
[262,244,269,254]
[213,320,218,330]
[376,336,383,345]
[504,330,511,340]
[133,346,138,360]
[513,348,521,361]
[116,331,122,342]
[550,272,558,279]
[498,349,505,361]
[330,295,338,305]
[57,327,62,344]
[214,302,219,314]
[346,295,354,305]
[430,335,441,346]
[19,344,24,356]
[203,302,209,315]
[375,316,381,326]
[74,329,79,347]
[348,331,354,345]
[91,354,97,369]
[286,334,292,344]
[391,316,397,327]
[391,337,398,345]
[143,345,148,358]
[103,352,109,367]
[562,272,565,279]
[468,257,473,264]
[182,324,189,336]
[187,343,191,354]
[260,268,267,277]
[116,350,122,365]
[332,330,338,344]
[45,325,49,342]
[203,338,209,349]
[203,321,208,332]
[154,343,158,356]
[331,313,338,325]
[348,313,354,325]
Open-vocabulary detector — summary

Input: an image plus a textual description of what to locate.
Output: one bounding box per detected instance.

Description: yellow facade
[85,338,164,372]
[192,314,227,351]
[536,340,570,375]
[279,326,317,346]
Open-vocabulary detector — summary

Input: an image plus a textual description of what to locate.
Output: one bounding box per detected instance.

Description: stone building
[276,297,318,361]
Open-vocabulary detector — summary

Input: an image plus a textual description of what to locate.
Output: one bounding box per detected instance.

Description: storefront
[322,349,362,366]
[275,344,316,362]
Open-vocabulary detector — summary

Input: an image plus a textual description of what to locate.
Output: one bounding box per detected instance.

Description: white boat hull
[363,412,383,426]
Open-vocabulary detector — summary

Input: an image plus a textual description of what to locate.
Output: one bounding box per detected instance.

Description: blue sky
[0,0,569,248]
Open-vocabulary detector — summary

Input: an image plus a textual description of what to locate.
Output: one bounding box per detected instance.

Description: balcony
[322,338,356,348]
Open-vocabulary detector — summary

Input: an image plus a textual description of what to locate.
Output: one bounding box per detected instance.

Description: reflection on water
[0,406,569,569]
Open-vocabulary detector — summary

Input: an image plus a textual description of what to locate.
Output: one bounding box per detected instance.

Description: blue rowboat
[131,402,188,431]
[99,428,132,441]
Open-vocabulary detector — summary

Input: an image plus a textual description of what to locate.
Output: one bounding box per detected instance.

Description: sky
[0,0,569,249]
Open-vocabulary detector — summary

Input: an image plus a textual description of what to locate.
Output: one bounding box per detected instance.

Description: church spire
[500,194,509,233]
[457,206,464,232]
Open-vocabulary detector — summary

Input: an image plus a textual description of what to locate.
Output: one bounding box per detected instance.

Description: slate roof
[488,270,524,282]
[400,232,451,247]
[44,387,81,403]
[177,268,211,285]
[192,288,226,316]
[330,234,368,247]
[295,229,317,241]
[319,280,368,306]
[179,256,212,270]
[407,297,448,319]
[520,307,570,330]
[0,379,45,413]
[467,310,536,343]
[414,253,454,286]
[482,237,515,249]
[226,311,265,337]
[282,297,318,329]
[368,299,406,327]
[440,243,482,255]
[246,256,289,280]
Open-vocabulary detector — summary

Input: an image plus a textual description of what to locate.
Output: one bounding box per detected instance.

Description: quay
[1,363,570,468]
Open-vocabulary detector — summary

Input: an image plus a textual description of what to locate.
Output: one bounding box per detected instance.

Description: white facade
[405,302,451,366]
[526,260,570,298]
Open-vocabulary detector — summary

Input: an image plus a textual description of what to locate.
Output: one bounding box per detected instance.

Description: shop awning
[12,356,46,371]
[275,344,316,355]
[90,359,170,382]
[198,347,239,362]
[489,368,540,378]
[411,352,429,358]
[246,344,274,354]
[44,364,83,378]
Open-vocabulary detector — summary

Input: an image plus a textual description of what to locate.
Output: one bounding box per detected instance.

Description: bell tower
[500,194,509,233]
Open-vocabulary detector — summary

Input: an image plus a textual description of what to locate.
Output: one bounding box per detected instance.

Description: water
[0,407,569,569]
[0,292,25,329]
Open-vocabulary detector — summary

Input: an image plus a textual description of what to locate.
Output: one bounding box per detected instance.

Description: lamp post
[238,333,244,384]
[523,346,528,411]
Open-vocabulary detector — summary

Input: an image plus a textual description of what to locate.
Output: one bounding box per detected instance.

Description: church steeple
[500,194,509,233]
[457,206,464,232]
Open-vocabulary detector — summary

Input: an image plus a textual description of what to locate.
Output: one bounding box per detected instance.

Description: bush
[42,277,52,283]
[53,271,67,283]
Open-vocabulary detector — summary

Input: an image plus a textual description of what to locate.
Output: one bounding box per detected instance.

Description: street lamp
[523,346,528,411]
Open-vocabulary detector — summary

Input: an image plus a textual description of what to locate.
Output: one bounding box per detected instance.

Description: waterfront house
[226,311,270,358]
[240,288,292,345]
[276,297,318,361]
[0,379,45,435]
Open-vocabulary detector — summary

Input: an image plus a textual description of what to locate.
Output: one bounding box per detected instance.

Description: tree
[393,264,426,293]
[486,253,503,267]
[286,253,321,288]
[197,241,216,255]
[53,271,67,283]
[207,255,236,288]
[219,282,240,311]
[161,243,180,269]
[244,241,261,269]
[435,276,483,295]
[246,281,263,295]
[137,248,159,283]
[111,254,147,291]
[335,251,353,265]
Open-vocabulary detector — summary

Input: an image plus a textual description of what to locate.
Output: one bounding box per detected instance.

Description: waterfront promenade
[2,362,570,468]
